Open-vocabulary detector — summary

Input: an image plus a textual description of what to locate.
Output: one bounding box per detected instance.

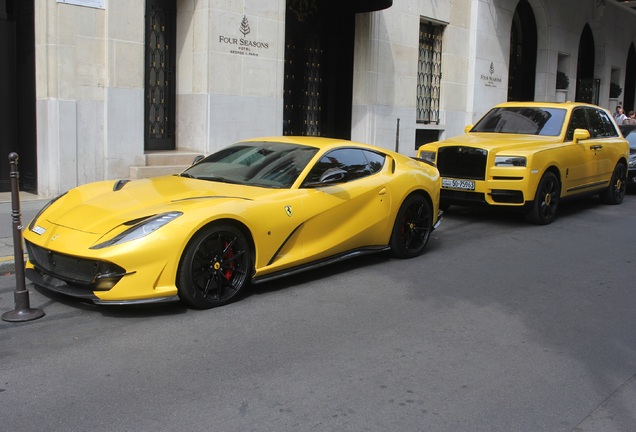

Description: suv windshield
[471,107,566,136]
[181,141,319,188]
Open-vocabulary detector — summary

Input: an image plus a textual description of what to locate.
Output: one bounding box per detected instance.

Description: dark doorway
[144,0,176,151]
[575,24,598,104]
[283,0,355,138]
[0,0,37,192]
[624,44,636,112]
[507,0,537,102]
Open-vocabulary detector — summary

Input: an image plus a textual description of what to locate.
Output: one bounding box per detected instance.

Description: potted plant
[610,82,623,99]
[556,71,569,90]
[555,71,569,102]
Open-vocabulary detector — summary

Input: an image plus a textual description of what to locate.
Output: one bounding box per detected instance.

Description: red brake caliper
[224,241,235,280]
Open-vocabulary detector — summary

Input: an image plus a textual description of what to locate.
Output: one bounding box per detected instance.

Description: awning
[287,0,393,22]
[352,0,393,13]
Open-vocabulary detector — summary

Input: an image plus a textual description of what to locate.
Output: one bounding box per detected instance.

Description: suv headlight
[91,211,183,249]
[495,156,526,167]
[418,150,436,164]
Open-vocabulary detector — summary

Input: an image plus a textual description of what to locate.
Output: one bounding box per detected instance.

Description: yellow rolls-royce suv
[417,102,629,224]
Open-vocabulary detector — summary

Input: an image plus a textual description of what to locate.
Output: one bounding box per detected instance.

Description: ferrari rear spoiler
[411,157,436,168]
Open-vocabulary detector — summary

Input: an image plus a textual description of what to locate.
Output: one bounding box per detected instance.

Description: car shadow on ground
[248,252,390,299]
[29,283,188,318]
[24,255,392,318]
[23,192,633,317]
[441,193,620,226]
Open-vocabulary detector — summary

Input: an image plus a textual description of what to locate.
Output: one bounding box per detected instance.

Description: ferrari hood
[41,176,263,235]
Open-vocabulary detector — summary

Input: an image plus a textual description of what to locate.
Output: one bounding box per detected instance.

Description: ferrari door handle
[590,145,603,150]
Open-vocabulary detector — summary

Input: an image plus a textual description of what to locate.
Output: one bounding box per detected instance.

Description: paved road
[1,193,635,432]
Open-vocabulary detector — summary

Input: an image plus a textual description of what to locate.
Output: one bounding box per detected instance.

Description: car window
[182,142,319,188]
[302,148,384,186]
[363,150,386,174]
[565,108,588,141]
[586,108,618,138]
[471,107,566,136]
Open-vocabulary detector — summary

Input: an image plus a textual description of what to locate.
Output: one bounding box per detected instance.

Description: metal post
[2,153,45,322]
[395,118,400,153]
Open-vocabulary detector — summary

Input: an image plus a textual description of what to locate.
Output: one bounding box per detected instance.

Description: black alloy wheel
[390,194,433,258]
[600,162,627,205]
[525,171,560,225]
[178,224,252,309]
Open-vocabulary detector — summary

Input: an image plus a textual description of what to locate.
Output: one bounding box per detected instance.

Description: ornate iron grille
[417,22,443,124]
[283,39,296,136]
[303,36,323,136]
[576,78,600,105]
[284,35,324,136]
[145,1,175,150]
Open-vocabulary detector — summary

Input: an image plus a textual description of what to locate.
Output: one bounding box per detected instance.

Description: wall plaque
[217,16,271,58]
[480,62,503,89]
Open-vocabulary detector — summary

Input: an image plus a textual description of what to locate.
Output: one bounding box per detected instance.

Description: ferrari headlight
[495,156,526,167]
[418,150,436,164]
[91,211,183,249]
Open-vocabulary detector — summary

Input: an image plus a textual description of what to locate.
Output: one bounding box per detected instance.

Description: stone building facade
[1,0,635,197]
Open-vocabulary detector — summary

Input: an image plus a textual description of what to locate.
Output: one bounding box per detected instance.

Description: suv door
[585,107,623,184]
[563,107,600,193]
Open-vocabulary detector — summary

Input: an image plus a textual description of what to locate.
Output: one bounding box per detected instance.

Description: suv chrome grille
[437,146,487,180]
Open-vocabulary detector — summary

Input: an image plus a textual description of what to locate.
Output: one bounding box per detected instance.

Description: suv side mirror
[573,129,590,143]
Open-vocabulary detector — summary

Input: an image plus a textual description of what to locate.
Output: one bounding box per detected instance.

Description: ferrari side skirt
[252,246,390,285]
[92,296,180,306]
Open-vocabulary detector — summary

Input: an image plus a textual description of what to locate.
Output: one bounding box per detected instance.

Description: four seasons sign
[218,16,271,57]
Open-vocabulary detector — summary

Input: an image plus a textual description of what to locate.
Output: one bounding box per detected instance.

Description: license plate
[442,178,475,191]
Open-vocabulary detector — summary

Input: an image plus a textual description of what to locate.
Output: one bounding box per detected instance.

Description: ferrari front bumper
[25,267,179,305]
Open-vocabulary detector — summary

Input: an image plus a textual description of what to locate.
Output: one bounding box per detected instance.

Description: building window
[417,21,443,124]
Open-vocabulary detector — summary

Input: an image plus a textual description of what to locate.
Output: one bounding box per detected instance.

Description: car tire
[177,224,252,309]
[389,194,433,258]
[599,162,627,205]
[524,171,560,225]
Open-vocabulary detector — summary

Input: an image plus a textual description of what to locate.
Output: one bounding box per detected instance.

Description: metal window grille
[417,22,443,124]
[147,7,172,141]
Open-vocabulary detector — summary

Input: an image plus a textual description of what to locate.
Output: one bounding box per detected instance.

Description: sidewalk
[0,192,49,274]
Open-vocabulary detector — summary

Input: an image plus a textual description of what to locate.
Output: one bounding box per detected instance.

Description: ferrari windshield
[181,141,319,188]
[471,107,566,136]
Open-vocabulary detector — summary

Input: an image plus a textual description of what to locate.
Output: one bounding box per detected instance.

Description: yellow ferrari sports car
[24,136,442,308]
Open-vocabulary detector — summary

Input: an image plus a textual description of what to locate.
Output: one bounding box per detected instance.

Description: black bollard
[1,153,45,322]
[395,118,400,153]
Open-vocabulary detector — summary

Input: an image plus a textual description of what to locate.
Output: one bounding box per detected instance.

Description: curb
[0,255,23,275]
